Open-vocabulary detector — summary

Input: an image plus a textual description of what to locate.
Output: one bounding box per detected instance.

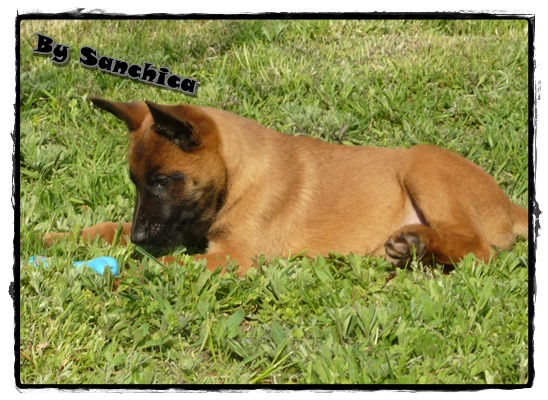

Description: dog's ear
[145,101,201,152]
[89,97,149,132]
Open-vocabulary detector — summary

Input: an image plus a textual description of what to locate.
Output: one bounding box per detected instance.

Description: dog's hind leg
[384,144,526,269]
[384,222,492,268]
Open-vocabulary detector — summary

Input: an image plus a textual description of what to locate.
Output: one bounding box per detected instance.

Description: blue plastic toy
[28,255,49,268]
[29,255,119,277]
[74,257,119,277]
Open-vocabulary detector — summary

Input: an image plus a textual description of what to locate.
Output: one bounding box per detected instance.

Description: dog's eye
[155,175,170,187]
[147,173,184,192]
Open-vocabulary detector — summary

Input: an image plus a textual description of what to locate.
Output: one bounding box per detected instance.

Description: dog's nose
[131,226,149,245]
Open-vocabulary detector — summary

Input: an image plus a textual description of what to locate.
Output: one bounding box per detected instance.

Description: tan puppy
[46,98,528,276]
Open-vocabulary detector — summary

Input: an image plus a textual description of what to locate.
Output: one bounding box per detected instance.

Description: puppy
[45,98,528,276]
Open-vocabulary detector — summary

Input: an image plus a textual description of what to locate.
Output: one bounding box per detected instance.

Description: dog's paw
[43,232,68,246]
[384,231,428,267]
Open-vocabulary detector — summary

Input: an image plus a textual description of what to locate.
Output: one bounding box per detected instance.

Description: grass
[18,18,530,385]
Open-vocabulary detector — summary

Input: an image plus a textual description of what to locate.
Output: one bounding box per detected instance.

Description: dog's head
[90,97,227,248]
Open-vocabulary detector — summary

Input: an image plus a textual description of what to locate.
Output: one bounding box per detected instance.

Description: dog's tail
[511,203,529,239]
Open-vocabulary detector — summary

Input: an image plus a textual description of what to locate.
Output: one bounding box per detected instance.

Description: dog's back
[203,108,527,269]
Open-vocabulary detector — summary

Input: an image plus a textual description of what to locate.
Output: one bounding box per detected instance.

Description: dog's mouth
[131,209,212,249]
[131,183,224,250]
[177,210,198,230]
[176,212,215,242]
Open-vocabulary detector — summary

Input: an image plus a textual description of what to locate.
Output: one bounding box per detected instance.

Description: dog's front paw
[384,231,428,267]
[43,232,69,246]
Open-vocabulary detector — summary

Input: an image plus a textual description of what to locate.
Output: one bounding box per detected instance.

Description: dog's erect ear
[90,97,149,131]
[145,101,201,152]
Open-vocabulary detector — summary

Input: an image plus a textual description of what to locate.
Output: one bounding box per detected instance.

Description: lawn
[18,18,530,385]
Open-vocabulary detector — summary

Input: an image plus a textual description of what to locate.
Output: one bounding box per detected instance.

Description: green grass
[18,19,530,385]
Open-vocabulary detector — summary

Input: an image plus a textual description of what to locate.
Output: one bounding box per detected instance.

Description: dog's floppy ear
[145,101,201,152]
[89,97,149,132]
